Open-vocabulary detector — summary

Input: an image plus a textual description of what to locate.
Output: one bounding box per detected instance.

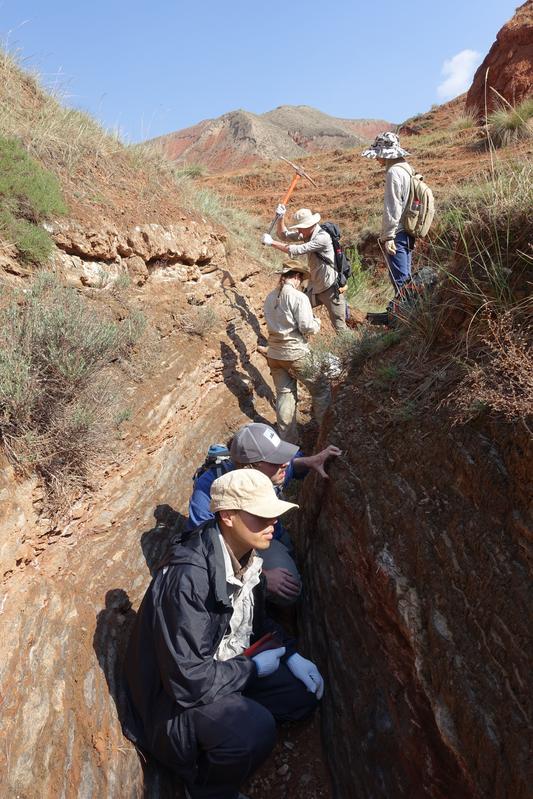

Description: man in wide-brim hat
[361,131,415,293]
[261,208,347,333]
[263,258,331,444]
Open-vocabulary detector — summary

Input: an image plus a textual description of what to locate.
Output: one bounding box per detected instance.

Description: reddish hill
[467,0,533,114]
[148,105,391,173]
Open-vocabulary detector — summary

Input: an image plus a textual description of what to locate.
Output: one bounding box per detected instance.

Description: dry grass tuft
[179,305,219,337]
[0,274,145,509]
[487,97,533,149]
[0,49,123,173]
[447,313,533,424]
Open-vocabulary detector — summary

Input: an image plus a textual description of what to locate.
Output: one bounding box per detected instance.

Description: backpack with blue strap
[192,444,231,484]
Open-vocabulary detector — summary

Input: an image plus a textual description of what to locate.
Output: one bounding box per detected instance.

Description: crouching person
[264,258,331,444]
[123,469,323,799]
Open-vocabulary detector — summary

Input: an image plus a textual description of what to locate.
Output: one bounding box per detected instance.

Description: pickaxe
[265,156,318,234]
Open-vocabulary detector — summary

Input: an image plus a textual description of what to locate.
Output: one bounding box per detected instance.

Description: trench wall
[297,377,531,799]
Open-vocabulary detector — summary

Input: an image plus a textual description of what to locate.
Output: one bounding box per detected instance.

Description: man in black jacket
[123,469,323,799]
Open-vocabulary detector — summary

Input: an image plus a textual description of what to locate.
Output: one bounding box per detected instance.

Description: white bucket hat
[361,131,410,160]
[288,208,321,230]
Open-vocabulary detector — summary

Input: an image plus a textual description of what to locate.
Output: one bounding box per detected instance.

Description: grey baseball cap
[230,423,299,465]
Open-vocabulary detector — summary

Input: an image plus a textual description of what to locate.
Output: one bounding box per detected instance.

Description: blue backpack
[192,444,231,483]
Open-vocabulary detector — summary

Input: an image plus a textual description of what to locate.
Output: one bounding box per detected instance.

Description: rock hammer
[266,156,318,234]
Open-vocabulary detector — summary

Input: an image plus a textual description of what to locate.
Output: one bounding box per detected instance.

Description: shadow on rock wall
[93,505,189,798]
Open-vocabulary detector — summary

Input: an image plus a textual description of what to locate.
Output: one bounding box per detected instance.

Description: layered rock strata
[0,233,275,798]
[297,377,531,799]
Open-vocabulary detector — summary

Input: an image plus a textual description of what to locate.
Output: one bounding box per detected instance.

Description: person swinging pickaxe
[264,156,318,235]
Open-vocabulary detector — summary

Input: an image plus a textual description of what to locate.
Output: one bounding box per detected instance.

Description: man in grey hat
[261,207,347,332]
[188,422,341,605]
[361,131,415,292]
[124,468,323,799]
[264,258,331,444]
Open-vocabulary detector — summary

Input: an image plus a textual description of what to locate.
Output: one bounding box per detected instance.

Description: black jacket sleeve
[153,566,255,710]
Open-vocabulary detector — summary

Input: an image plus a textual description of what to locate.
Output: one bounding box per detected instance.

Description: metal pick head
[279,155,318,188]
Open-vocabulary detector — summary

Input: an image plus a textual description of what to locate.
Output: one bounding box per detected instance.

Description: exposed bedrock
[0,255,275,798]
[296,379,531,799]
[466,0,533,114]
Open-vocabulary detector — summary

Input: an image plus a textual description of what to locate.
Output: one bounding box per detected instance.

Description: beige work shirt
[282,224,336,295]
[215,534,262,662]
[264,283,321,361]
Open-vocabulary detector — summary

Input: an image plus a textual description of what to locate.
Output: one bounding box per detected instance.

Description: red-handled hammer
[266,156,318,234]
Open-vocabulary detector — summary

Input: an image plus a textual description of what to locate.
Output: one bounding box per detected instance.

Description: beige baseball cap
[210,469,298,518]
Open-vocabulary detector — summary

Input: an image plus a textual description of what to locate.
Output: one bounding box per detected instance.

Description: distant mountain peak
[148,105,391,174]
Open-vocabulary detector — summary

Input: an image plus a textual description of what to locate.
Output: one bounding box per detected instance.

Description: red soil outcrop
[298,360,531,798]
[466,0,533,114]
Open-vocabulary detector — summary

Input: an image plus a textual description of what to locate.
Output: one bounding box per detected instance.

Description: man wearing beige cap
[261,206,347,332]
[124,469,323,799]
[264,258,331,443]
[188,422,341,605]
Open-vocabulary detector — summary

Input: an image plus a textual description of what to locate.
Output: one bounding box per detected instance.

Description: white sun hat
[288,208,321,230]
[361,131,410,159]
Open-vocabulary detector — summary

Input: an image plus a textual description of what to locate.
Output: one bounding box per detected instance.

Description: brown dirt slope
[467,0,533,114]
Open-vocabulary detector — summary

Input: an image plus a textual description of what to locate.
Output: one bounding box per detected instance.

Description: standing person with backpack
[263,258,331,444]
[261,206,347,332]
[361,132,419,293]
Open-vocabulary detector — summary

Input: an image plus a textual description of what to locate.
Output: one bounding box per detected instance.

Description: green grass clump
[450,110,478,131]
[0,274,145,506]
[0,136,67,264]
[175,163,207,178]
[430,161,532,309]
[302,327,402,381]
[487,97,533,148]
[344,244,393,312]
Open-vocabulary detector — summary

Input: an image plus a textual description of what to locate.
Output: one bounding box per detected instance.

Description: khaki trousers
[314,284,347,332]
[267,355,331,444]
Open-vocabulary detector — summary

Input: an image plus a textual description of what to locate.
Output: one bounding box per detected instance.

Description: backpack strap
[394,162,415,178]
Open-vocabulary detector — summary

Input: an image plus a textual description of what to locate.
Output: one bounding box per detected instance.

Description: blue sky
[1,0,519,142]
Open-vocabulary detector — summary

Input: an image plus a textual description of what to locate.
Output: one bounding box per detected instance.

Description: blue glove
[287,653,324,698]
[252,646,286,677]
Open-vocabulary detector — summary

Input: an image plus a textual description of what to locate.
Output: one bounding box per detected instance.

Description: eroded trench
[0,243,530,799]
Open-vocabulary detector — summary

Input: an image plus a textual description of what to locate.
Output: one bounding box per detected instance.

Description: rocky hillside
[467,0,533,115]
[0,3,531,797]
[148,105,391,173]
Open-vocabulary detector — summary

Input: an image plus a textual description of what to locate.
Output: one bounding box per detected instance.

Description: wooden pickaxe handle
[266,174,301,234]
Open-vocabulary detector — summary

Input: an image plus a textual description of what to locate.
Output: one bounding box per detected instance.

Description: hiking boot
[367,311,389,326]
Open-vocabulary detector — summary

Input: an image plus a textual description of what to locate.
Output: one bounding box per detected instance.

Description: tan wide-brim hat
[288,208,321,230]
[275,258,311,276]
[210,469,298,518]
